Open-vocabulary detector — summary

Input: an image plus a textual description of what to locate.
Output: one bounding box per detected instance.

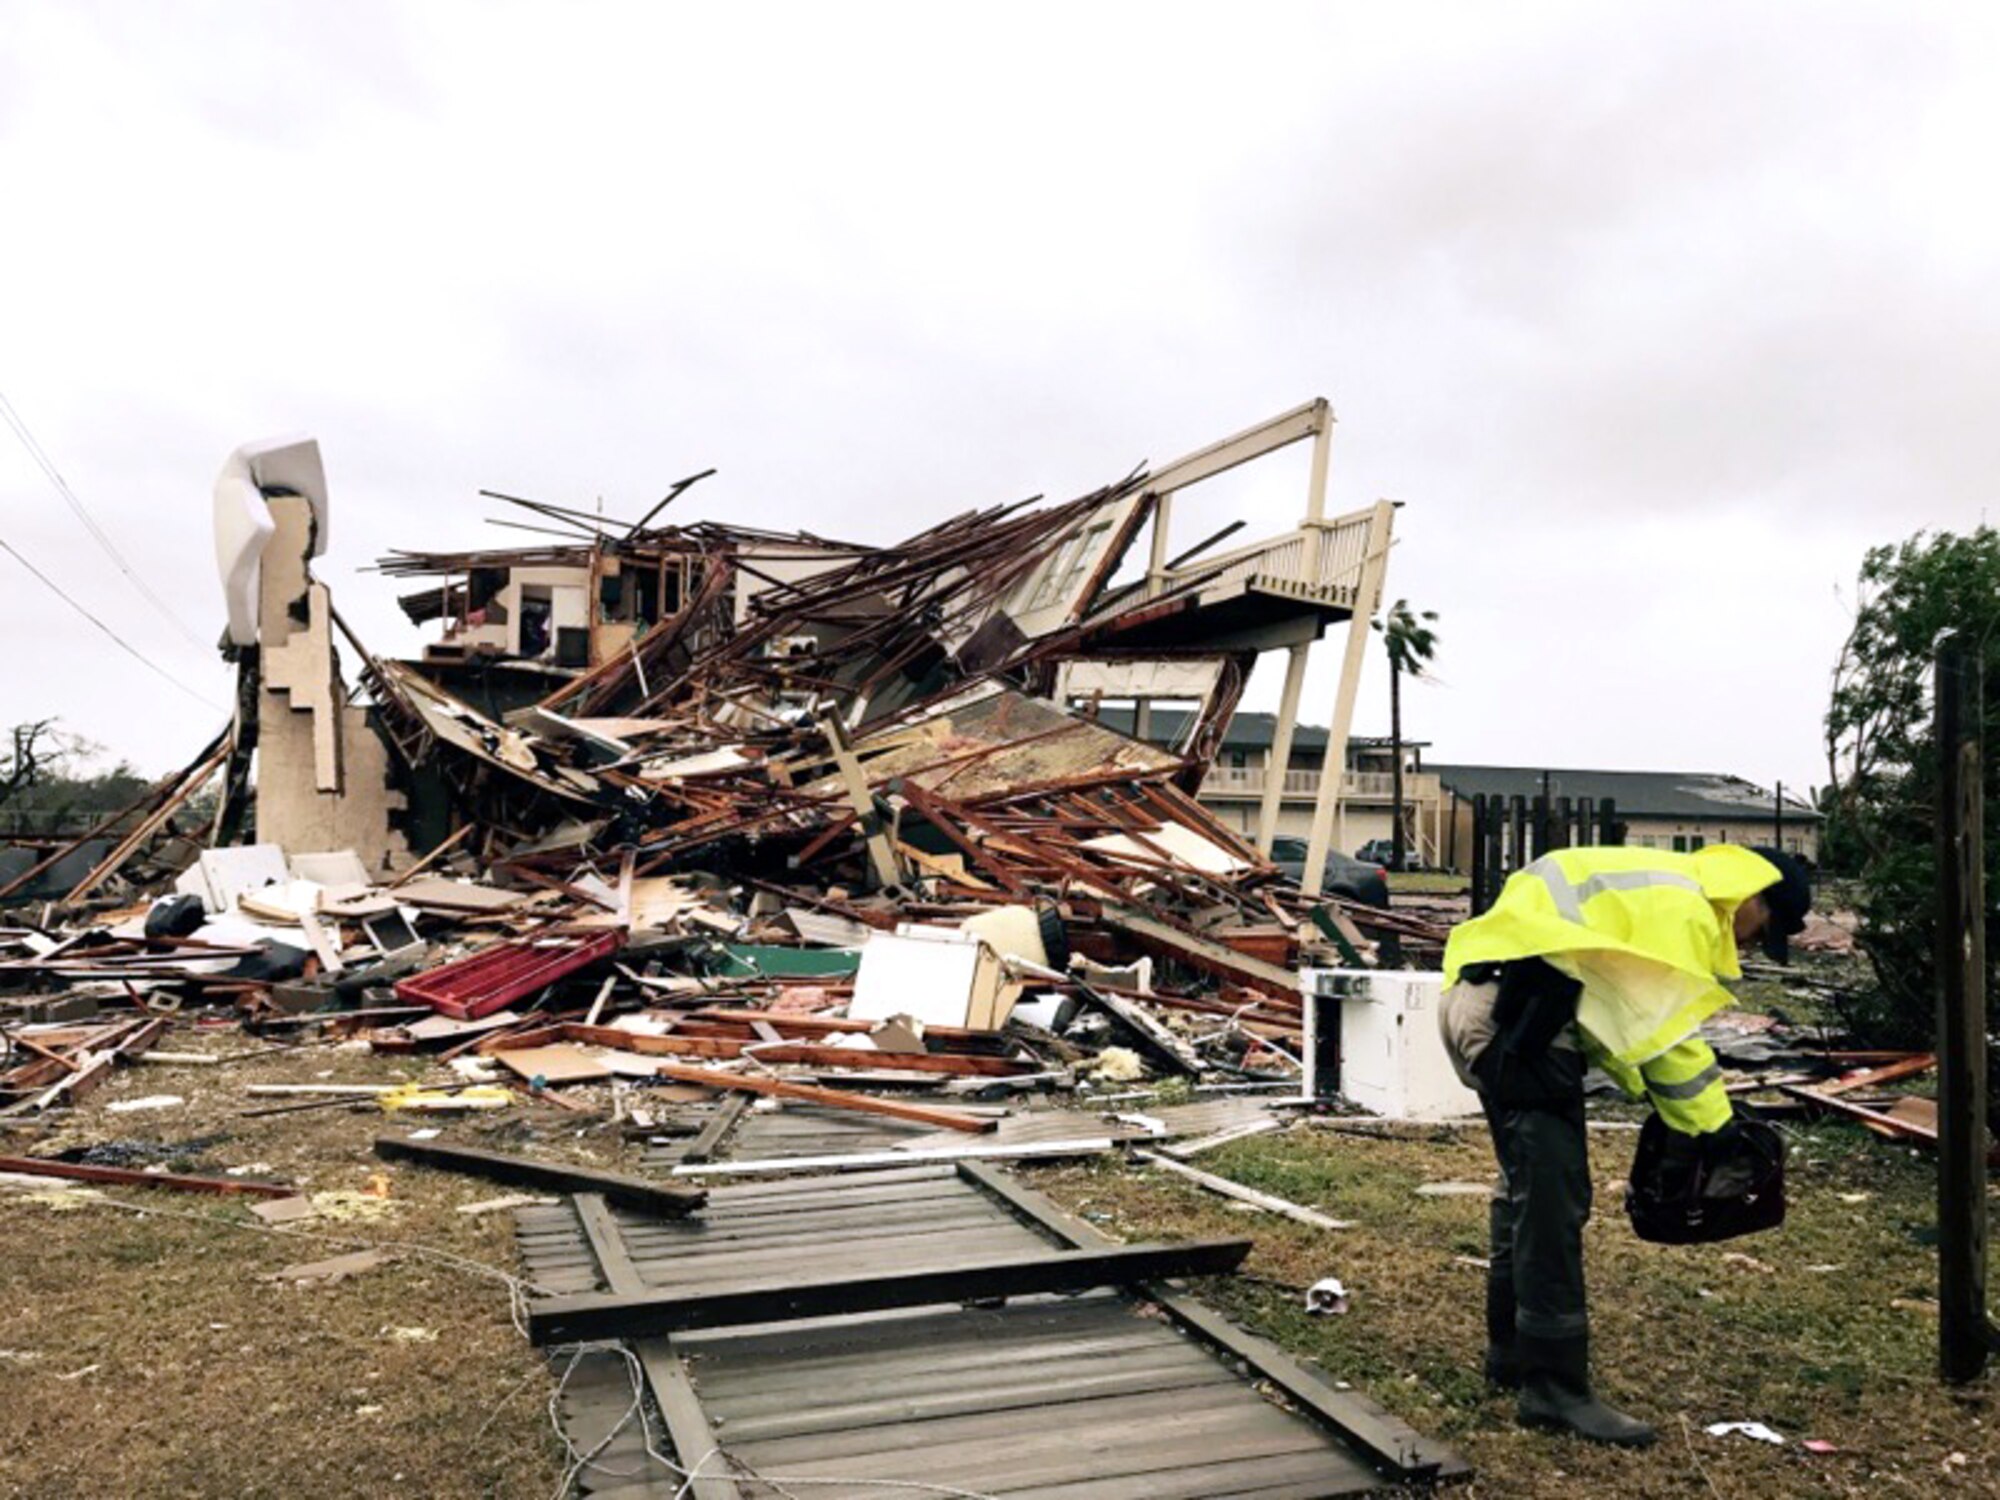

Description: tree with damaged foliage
[1375,599,1439,872]
[0,720,150,835]
[1824,526,2000,1049]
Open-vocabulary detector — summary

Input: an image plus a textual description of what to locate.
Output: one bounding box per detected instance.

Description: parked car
[1269,836,1389,907]
[1355,838,1424,872]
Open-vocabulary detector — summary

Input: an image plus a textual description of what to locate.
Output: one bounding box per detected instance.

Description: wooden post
[1934,631,1997,1382]
[1255,641,1312,854]
[818,710,904,891]
[1300,500,1394,894]
[1470,795,1489,916]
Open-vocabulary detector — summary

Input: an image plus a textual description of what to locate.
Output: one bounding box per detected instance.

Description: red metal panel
[395,930,625,1020]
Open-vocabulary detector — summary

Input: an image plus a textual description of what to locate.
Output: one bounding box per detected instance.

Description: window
[518,586,553,657]
[1671,834,1689,853]
[1025,521,1112,611]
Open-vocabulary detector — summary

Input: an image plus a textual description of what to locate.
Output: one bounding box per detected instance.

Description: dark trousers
[1482,1048,1592,1341]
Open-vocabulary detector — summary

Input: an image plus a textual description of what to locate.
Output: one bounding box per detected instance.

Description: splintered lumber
[0,728,230,904]
[1775,1084,2000,1164]
[1160,1117,1285,1159]
[525,1237,1253,1344]
[1819,1053,1938,1096]
[372,1136,704,1216]
[1104,907,1301,1001]
[645,1059,997,1133]
[554,1022,1031,1077]
[0,1154,297,1198]
[1133,1149,1353,1229]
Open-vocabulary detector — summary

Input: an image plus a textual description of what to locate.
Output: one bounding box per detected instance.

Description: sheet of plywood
[492,1044,613,1084]
[405,1009,525,1042]
[393,877,528,914]
[289,850,373,887]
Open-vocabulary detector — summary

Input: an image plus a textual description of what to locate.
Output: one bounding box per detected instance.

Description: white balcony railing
[1154,506,1379,614]
[1201,767,1441,803]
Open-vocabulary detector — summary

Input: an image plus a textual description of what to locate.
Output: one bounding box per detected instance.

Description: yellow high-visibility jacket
[1443,844,1780,1134]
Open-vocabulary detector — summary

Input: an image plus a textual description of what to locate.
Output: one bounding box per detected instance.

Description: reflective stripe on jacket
[1444,844,1780,1073]
[1596,1035,1733,1135]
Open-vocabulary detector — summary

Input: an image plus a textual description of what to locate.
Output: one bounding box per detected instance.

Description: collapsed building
[0,401,1485,1494]
[14,400,1414,951]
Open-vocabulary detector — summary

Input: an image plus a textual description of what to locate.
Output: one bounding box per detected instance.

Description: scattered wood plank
[1133,1149,1353,1229]
[1775,1084,2000,1165]
[571,1194,740,1500]
[260,1248,393,1284]
[526,1237,1253,1344]
[671,1138,1118,1177]
[681,1091,749,1165]
[1159,1117,1284,1159]
[554,1022,1030,1077]
[644,1059,997,1133]
[0,1154,296,1198]
[372,1136,705,1216]
[1820,1053,1938,1096]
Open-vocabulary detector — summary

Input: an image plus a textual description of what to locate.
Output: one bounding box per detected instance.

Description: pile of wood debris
[2,408,1444,1126]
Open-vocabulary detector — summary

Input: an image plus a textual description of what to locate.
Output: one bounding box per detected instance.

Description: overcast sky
[2,2,1992,799]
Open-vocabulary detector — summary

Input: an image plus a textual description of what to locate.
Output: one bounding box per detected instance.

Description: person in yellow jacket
[1439,843,1812,1447]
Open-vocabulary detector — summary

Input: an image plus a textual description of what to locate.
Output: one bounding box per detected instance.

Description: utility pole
[1773,779,1784,852]
[1933,630,1998,1382]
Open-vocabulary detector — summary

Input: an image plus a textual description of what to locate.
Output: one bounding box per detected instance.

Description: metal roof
[1426,763,1821,823]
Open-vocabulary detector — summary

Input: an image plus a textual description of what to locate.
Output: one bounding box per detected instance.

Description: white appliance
[1299,968,1482,1122]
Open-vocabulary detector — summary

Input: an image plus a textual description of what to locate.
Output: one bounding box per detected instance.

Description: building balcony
[1199,767,1442,804]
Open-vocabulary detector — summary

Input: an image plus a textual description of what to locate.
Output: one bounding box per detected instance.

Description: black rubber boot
[1516,1333,1656,1447]
[1483,1267,1521,1389]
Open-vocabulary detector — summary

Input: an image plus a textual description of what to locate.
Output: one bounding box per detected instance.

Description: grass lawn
[1027,1114,1999,1498]
[4,1002,1989,1499]
[0,1036,568,1499]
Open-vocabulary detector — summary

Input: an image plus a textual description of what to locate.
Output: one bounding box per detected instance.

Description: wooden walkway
[516,1160,1464,1498]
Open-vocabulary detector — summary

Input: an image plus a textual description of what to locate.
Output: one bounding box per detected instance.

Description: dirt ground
[3,1009,1993,1499]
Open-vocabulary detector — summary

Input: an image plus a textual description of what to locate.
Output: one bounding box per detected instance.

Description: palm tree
[1373,600,1439,872]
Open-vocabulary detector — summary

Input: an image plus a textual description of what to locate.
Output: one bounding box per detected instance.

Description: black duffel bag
[1626,1107,1786,1245]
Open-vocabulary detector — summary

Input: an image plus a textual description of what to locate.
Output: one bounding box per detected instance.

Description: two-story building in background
[1108,708,1821,870]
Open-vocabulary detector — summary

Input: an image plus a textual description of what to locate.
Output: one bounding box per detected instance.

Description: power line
[0,529,224,710]
[0,388,213,652]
